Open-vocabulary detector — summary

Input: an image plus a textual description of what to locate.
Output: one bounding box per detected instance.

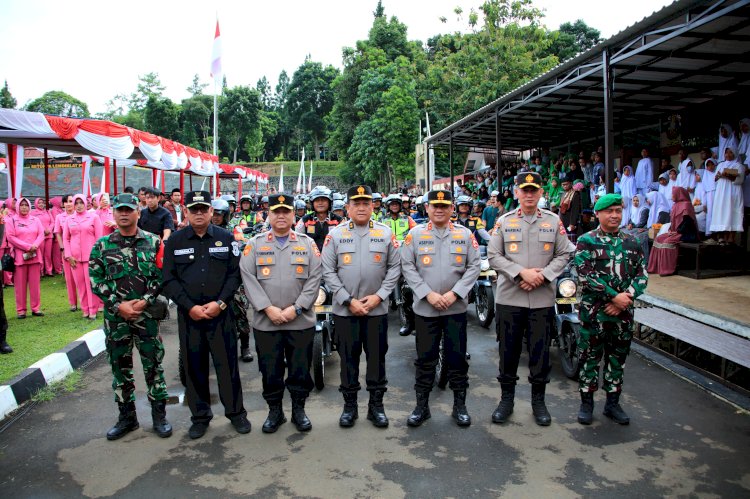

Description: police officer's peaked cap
[112,193,139,210]
[185,191,212,208]
[426,190,452,205]
[515,172,542,189]
[347,185,373,200]
[268,193,294,211]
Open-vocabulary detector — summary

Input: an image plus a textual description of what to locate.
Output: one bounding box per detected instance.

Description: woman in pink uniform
[5,198,45,318]
[94,193,116,235]
[2,198,16,286]
[31,198,54,276]
[54,195,78,311]
[63,194,103,320]
[49,197,64,274]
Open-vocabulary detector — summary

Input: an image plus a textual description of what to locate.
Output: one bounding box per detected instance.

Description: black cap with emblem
[515,172,542,189]
[426,189,452,205]
[185,191,212,208]
[347,185,373,200]
[268,193,294,211]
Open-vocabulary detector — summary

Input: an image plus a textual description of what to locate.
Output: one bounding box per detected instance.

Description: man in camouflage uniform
[574,193,648,426]
[89,193,171,441]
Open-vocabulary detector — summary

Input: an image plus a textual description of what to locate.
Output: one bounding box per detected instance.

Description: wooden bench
[677,242,747,279]
[634,305,750,390]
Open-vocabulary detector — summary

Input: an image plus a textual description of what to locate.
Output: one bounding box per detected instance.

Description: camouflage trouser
[104,317,168,404]
[232,285,252,349]
[577,317,633,394]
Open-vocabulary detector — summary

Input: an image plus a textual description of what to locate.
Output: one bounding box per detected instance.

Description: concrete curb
[0,328,105,420]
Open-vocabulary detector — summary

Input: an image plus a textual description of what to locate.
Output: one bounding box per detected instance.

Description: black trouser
[254,327,314,404]
[496,305,554,385]
[178,310,246,424]
[414,313,468,393]
[334,314,388,394]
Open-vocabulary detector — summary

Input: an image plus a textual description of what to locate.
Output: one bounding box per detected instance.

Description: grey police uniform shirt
[321,219,401,316]
[400,221,481,317]
[240,230,322,331]
[487,207,575,309]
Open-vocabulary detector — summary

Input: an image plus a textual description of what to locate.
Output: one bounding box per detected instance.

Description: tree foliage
[219,86,262,163]
[546,19,602,62]
[143,95,179,138]
[25,90,89,117]
[1,81,17,109]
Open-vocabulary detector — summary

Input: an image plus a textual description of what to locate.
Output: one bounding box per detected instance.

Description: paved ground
[0,309,749,498]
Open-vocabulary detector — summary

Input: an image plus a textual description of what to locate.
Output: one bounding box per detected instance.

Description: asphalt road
[0,309,749,498]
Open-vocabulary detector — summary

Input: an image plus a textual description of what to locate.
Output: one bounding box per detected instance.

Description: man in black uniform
[138,187,174,240]
[162,191,250,439]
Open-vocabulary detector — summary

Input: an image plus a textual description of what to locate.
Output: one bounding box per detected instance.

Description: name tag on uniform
[174,248,194,256]
[209,247,229,253]
[307,226,315,234]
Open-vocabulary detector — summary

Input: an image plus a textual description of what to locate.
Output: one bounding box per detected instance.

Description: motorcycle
[468,245,496,328]
[396,278,415,336]
[552,263,581,379]
[312,283,336,390]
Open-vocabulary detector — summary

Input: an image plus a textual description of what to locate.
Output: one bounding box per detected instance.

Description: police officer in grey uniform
[487,172,575,426]
[401,189,481,427]
[240,193,323,433]
[322,185,401,428]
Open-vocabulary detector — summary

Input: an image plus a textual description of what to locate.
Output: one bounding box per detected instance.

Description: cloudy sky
[0,0,673,114]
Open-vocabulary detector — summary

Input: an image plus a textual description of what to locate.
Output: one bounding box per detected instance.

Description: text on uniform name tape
[209,247,229,253]
[174,248,195,255]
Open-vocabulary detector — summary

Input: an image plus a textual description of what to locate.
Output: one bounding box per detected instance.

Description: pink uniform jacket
[6,198,45,266]
[63,195,104,262]
[31,198,54,239]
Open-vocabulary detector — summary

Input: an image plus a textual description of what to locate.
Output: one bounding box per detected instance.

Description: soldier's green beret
[594,193,623,211]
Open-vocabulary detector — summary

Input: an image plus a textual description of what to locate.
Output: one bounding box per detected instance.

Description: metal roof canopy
[426,0,750,159]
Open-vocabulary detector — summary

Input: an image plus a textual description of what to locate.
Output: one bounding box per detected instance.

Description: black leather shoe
[398,325,412,336]
[151,400,172,438]
[262,404,287,433]
[240,347,254,362]
[16,315,25,320]
[366,390,389,428]
[31,311,44,317]
[230,415,252,434]
[407,393,431,427]
[188,422,209,439]
[491,384,515,424]
[451,390,471,427]
[106,402,139,441]
[531,385,552,426]
[291,396,312,432]
[578,392,594,425]
[603,392,630,425]
[339,393,358,428]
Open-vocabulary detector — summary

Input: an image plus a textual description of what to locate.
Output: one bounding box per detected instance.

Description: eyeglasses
[188,206,209,214]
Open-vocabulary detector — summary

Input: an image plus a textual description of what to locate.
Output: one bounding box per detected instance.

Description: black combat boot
[262,403,287,433]
[291,395,312,432]
[491,383,515,424]
[240,347,254,362]
[451,390,471,427]
[150,399,172,438]
[530,384,552,426]
[407,392,431,427]
[367,390,389,428]
[0,331,12,354]
[339,392,358,427]
[603,391,630,425]
[106,402,139,441]
[399,314,413,336]
[577,392,594,425]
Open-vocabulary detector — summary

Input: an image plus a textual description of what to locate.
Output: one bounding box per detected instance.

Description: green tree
[129,72,165,112]
[219,86,262,163]
[546,19,602,62]
[25,90,89,117]
[286,59,339,158]
[274,70,290,110]
[143,95,179,139]
[179,94,213,150]
[256,77,273,110]
[187,74,208,97]
[0,81,17,109]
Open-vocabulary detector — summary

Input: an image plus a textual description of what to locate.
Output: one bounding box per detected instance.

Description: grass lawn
[0,274,97,384]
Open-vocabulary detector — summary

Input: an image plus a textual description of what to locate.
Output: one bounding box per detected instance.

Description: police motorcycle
[311,284,336,390]
[551,262,581,379]
[467,245,496,328]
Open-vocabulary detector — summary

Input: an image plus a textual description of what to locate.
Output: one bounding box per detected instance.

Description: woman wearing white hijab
[719,123,739,162]
[710,146,745,244]
[657,171,677,209]
[676,149,696,194]
[645,191,671,228]
[738,118,750,164]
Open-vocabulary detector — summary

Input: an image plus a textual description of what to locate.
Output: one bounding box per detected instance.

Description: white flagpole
[278,165,284,193]
[301,151,306,194]
[308,160,313,192]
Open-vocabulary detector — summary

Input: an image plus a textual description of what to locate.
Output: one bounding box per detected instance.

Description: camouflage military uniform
[574,228,648,393]
[89,229,168,403]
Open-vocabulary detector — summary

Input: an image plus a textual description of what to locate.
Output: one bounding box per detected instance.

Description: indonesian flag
[210,20,222,85]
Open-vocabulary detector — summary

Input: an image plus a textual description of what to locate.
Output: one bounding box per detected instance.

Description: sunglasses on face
[189,206,209,214]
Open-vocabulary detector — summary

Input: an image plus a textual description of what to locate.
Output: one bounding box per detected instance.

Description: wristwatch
[295,306,304,317]
[342,297,352,307]
[216,300,227,311]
